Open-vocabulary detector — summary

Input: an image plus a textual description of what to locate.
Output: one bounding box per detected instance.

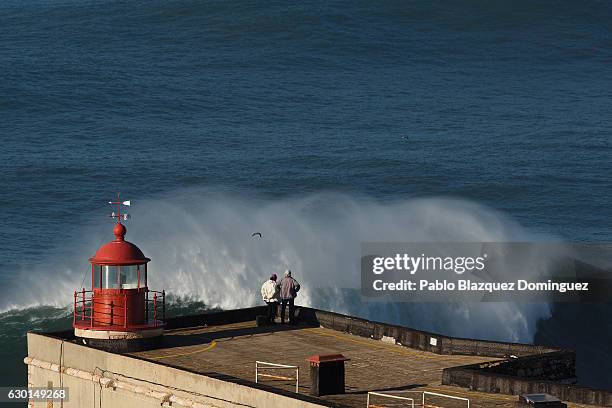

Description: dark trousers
[280,298,295,323]
[266,301,277,322]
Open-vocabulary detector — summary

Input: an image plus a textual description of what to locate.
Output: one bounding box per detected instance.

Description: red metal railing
[146,290,166,324]
[73,288,165,329]
[73,288,94,327]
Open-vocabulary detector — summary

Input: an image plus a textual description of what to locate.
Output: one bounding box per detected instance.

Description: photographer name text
[372,279,589,293]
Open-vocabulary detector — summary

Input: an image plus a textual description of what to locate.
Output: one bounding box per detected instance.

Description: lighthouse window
[119,265,139,289]
[100,265,141,289]
[102,265,119,289]
[101,265,120,289]
[93,266,102,288]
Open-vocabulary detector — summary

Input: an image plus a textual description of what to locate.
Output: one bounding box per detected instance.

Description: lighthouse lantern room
[73,194,165,350]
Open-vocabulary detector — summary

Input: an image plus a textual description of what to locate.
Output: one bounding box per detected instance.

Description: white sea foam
[2,189,554,342]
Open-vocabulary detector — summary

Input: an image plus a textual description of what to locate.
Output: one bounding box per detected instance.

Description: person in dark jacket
[277,269,300,324]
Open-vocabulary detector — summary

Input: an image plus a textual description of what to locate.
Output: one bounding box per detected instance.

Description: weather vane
[108,192,131,222]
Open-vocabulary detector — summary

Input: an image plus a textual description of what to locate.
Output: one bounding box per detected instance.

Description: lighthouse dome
[89,222,150,265]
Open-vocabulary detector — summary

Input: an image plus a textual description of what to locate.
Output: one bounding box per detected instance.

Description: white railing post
[422,391,470,408]
[367,391,414,408]
[254,361,299,394]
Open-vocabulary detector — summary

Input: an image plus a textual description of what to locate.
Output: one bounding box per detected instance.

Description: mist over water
[4,190,551,343]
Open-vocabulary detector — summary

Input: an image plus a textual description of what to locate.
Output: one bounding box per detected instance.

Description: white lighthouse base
[74,327,163,340]
[74,327,164,352]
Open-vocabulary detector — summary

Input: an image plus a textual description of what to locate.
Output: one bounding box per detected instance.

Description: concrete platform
[26,306,611,407]
[128,320,589,408]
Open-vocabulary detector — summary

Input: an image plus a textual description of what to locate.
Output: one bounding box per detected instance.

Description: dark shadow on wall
[535,302,612,391]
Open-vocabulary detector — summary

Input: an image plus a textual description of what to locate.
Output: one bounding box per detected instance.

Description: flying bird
[251,232,262,238]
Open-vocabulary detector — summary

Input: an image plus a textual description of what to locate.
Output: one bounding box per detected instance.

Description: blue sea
[1,0,611,395]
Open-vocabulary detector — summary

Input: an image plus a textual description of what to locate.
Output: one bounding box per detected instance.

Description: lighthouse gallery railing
[73,288,165,329]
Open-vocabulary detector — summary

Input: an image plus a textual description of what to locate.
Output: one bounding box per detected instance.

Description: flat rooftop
[127,319,589,408]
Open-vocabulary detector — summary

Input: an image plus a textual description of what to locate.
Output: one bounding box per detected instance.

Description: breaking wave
[2,189,553,343]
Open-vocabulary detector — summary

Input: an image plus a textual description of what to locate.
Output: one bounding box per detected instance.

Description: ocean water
[1,0,612,393]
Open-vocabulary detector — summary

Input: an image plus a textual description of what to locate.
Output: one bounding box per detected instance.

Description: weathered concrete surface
[26,331,328,408]
[299,307,560,358]
[129,320,604,408]
[443,356,612,407]
[26,306,609,408]
[130,321,498,407]
[302,307,611,407]
[480,351,576,380]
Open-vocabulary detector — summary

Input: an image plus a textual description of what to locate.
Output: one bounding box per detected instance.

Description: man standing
[260,274,279,323]
[278,270,300,324]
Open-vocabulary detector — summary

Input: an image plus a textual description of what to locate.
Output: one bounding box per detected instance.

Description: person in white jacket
[260,274,280,323]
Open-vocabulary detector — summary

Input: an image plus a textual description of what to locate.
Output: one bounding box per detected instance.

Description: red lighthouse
[73,194,165,351]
